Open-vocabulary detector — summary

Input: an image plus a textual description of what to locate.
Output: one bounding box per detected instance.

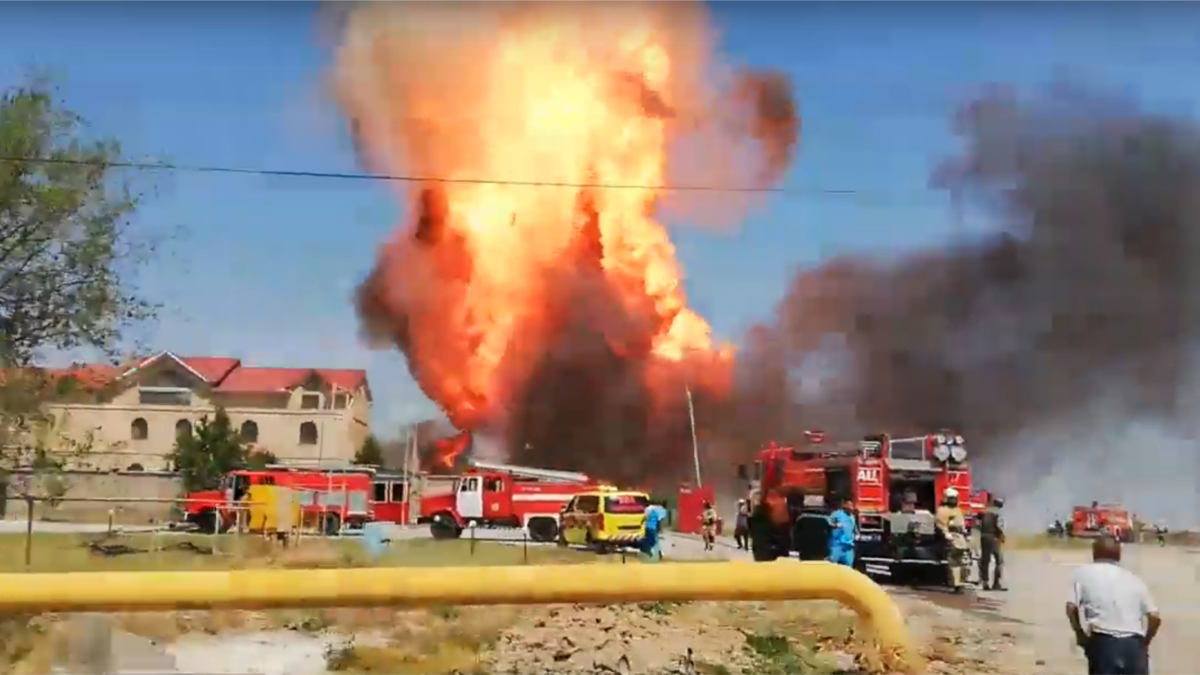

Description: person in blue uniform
[640,499,667,562]
[827,497,856,567]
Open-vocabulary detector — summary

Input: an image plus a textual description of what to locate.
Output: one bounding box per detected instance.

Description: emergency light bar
[928,434,967,463]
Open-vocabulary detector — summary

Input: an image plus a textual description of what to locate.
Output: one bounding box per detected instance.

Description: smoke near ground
[718,83,1200,527]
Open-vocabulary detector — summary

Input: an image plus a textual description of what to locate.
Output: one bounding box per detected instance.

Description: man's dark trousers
[979,535,1004,588]
[1085,633,1150,675]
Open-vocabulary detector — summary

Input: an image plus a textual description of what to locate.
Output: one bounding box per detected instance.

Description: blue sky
[2,2,1198,436]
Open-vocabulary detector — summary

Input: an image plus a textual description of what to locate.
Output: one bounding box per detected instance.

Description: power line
[0,154,940,205]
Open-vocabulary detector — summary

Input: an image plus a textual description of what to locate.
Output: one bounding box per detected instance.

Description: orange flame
[431,431,473,471]
[335,3,795,440]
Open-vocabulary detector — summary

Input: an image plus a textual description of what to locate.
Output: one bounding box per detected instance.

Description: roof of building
[30,351,370,397]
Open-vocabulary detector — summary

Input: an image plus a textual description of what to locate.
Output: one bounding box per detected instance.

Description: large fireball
[334,2,797,481]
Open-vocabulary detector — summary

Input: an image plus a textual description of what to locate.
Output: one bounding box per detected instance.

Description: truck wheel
[527,517,558,543]
[194,510,219,535]
[585,531,608,554]
[751,536,779,562]
[430,512,463,540]
[322,513,342,537]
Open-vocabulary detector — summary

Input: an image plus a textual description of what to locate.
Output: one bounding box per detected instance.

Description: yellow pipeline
[0,561,916,665]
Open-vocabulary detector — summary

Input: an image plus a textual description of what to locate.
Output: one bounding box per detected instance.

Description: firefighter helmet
[943,487,960,500]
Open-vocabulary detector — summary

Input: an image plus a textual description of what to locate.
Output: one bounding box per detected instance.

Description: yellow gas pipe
[0,561,919,669]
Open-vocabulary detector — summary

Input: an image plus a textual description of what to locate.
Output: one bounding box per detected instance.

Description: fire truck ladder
[467,459,591,484]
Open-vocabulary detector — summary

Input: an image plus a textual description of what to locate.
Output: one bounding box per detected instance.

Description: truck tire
[748,512,779,561]
[322,513,342,537]
[430,512,463,540]
[192,510,220,535]
[527,517,558,543]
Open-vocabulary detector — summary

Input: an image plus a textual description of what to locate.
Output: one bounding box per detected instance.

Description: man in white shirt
[1066,536,1161,674]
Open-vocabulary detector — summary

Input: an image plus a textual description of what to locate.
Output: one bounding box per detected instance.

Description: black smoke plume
[718,83,1200,478]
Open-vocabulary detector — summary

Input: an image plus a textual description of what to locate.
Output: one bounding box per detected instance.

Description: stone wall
[2,470,183,524]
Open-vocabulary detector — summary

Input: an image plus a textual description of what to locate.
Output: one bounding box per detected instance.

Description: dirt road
[945,544,1200,674]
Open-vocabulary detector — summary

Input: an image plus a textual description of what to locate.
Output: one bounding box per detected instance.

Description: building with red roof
[38,351,372,471]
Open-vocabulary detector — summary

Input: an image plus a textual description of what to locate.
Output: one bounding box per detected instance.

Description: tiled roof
[213,367,368,393]
[177,356,241,383]
[22,351,369,395]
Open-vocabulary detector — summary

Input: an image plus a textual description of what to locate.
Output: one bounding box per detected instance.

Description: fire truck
[738,431,980,585]
[1069,502,1134,542]
[422,459,595,543]
[181,465,375,535]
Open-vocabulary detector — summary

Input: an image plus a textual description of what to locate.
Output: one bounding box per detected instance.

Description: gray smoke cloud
[713,83,1200,529]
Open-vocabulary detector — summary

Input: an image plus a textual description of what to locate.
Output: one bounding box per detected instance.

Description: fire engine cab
[424,459,594,543]
[738,431,979,585]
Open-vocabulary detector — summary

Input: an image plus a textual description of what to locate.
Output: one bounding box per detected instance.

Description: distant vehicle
[422,459,596,543]
[1069,502,1134,542]
[739,431,981,587]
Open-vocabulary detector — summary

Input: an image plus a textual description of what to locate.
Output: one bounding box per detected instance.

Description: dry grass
[0,532,598,574]
[327,606,519,674]
[0,533,601,673]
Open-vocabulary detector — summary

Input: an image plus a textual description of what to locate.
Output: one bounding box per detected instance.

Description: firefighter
[936,487,970,592]
[978,495,1007,591]
[701,500,718,551]
[1157,523,1168,547]
[826,497,856,567]
[734,499,750,551]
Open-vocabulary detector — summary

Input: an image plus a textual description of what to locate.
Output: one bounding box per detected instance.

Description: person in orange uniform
[701,501,718,551]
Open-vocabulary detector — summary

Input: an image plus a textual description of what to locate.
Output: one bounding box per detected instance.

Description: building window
[138,387,191,406]
[300,393,321,410]
[175,419,193,439]
[240,420,259,444]
[333,393,349,409]
[130,418,148,441]
[299,421,318,445]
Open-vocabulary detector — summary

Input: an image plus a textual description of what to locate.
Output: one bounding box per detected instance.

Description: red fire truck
[181,465,375,535]
[1069,502,1134,542]
[423,459,596,543]
[739,431,980,586]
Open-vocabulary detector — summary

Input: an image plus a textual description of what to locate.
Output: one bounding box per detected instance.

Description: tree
[0,75,162,470]
[0,76,159,366]
[168,408,249,493]
[246,449,277,470]
[354,435,384,467]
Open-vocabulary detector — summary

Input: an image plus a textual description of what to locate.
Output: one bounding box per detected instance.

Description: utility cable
[0,154,942,205]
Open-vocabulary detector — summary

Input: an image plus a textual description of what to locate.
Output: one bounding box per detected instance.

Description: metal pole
[951,187,964,242]
[685,384,702,487]
[24,494,34,568]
